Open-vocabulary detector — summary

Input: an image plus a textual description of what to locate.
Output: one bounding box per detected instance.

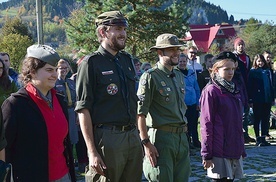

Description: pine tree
[65,0,191,62]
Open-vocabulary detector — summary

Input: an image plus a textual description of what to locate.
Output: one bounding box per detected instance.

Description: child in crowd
[248,54,274,146]
[200,51,246,182]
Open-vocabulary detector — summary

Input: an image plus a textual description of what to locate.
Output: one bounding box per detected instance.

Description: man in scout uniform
[75,11,143,182]
[137,33,191,182]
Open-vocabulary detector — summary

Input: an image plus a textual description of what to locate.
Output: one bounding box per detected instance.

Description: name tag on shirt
[102,70,114,75]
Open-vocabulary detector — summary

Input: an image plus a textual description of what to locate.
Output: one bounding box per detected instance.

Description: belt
[154,124,187,133]
[95,124,136,131]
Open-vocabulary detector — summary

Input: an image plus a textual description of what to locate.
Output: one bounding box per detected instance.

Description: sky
[0,0,276,23]
[207,0,276,23]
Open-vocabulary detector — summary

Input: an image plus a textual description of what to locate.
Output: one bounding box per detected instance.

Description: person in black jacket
[1,44,76,182]
[233,37,255,143]
[0,109,6,161]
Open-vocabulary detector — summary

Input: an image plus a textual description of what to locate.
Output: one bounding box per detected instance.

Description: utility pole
[36,0,43,44]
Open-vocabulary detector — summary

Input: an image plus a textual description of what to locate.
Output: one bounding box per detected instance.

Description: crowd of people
[0,10,275,182]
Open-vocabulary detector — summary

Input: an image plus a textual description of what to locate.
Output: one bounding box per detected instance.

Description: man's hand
[144,143,159,167]
[89,151,107,176]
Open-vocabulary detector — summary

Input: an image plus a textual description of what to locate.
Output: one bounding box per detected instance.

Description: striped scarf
[214,74,235,93]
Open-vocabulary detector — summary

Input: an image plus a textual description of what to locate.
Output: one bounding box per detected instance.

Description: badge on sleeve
[107,83,118,95]
[140,79,147,86]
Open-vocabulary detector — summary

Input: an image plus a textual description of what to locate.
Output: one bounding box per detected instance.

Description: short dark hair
[263,50,271,55]
[204,54,213,62]
[133,57,141,65]
[0,52,10,59]
[0,58,12,90]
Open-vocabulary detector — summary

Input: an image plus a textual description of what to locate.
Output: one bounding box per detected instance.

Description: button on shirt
[75,46,137,125]
[137,62,187,127]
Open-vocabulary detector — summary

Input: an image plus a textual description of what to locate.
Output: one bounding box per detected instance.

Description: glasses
[58,67,68,70]
[189,51,197,54]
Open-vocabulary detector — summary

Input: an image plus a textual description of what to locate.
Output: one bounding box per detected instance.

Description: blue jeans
[50,173,71,182]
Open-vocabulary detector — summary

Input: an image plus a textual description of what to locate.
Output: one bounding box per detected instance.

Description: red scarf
[26,83,69,180]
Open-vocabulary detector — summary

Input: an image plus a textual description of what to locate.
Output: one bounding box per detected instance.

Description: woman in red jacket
[1,44,76,182]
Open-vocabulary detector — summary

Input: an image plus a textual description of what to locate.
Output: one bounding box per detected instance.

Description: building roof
[183,24,236,52]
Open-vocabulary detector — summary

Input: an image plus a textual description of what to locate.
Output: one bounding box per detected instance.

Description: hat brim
[150,44,183,51]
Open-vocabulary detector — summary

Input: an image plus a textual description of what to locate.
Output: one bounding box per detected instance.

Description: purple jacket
[200,82,246,160]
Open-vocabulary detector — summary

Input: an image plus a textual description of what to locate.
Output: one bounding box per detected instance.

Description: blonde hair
[210,59,235,79]
[57,58,72,73]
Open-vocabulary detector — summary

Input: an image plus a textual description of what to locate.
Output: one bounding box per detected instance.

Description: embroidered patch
[161,81,166,86]
[102,70,114,75]
[140,79,147,86]
[107,83,118,95]
[167,87,171,92]
[139,88,145,95]
[159,89,163,94]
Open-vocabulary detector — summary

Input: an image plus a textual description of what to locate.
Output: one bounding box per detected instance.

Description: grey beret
[27,44,60,66]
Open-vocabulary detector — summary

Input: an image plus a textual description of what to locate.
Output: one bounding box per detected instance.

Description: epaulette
[145,66,157,74]
[83,51,100,62]
[173,68,181,73]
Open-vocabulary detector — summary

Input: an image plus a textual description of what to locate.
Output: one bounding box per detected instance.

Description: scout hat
[27,44,60,67]
[213,51,237,63]
[150,33,183,51]
[95,11,128,27]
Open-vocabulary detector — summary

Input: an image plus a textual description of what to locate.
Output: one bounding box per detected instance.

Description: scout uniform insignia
[161,81,166,86]
[107,83,118,95]
[141,79,147,86]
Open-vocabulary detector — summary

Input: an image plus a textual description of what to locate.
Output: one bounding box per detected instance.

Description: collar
[26,83,54,107]
[98,45,120,60]
[156,61,173,78]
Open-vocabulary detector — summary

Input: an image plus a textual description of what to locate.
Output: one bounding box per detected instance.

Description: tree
[1,17,33,40]
[44,21,66,43]
[0,34,33,72]
[240,18,260,44]
[0,16,34,72]
[246,23,276,58]
[65,0,191,62]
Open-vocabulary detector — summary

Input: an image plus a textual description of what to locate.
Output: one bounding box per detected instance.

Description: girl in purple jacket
[200,51,246,182]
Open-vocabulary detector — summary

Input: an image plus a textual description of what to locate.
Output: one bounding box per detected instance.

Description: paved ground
[76,128,276,182]
[189,129,276,182]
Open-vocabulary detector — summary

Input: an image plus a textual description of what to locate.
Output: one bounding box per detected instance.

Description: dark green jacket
[75,46,137,125]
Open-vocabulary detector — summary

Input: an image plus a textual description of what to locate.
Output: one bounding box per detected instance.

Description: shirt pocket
[156,87,173,104]
[98,74,119,85]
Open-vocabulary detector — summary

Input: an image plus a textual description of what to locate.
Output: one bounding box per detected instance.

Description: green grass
[0,7,19,16]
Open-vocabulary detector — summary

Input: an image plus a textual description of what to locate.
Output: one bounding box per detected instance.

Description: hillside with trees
[0,0,275,72]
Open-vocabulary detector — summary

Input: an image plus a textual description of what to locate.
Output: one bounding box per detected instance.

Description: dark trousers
[242,106,250,137]
[76,130,88,164]
[253,103,271,137]
[186,104,199,144]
